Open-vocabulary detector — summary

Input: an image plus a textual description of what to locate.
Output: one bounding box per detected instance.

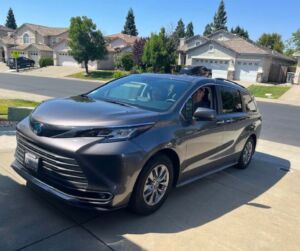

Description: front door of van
[179,85,228,181]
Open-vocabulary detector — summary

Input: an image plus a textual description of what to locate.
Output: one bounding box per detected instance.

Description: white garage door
[193,59,228,78]
[28,51,39,66]
[57,52,80,67]
[235,61,259,82]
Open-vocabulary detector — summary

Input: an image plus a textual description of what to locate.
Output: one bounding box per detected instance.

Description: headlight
[76,123,154,141]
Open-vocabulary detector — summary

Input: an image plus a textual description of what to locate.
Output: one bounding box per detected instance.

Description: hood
[30,96,161,128]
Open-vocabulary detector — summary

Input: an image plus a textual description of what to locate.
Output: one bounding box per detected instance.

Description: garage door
[235,61,259,82]
[193,59,228,78]
[57,52,80,67]
[28,51,39,66]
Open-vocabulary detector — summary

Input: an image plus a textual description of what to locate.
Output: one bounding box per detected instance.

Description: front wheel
[129,155,174,215]
[236,137,255,169]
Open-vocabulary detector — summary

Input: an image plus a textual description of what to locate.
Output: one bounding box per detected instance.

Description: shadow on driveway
[0,152,291,250]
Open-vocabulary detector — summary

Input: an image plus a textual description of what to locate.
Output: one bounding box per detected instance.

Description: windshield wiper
[103,99,135,108]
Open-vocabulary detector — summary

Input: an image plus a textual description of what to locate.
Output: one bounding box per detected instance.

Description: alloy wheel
[242,140,253,165]
[143,164,170,206]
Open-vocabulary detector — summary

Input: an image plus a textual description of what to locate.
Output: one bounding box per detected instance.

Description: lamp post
[9,32,18,72]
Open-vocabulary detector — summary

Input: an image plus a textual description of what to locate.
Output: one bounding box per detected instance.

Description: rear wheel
[236,137,255,169]
[129,155,173,215]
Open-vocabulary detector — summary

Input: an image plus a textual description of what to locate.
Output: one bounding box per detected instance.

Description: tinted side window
[181,97,193,120]
[242,92,257,112]
[220,86,243,113]
[181,86,215,120]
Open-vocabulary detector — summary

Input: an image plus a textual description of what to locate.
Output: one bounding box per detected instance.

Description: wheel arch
[140,148,181,187]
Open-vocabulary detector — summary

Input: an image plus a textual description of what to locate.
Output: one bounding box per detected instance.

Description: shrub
[39,57,54,68]
[130,66,142,74]
[112,71,128,79]
[120,53,134,71]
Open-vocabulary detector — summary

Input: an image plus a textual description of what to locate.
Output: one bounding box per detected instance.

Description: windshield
[88,75,190,111]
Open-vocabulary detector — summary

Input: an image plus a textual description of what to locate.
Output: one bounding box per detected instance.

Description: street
[1,73,300,250]
[1,73,300,146]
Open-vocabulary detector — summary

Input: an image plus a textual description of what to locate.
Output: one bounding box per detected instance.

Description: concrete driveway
[1,133,300,251]
[0,62,9,72]
[8,66,83,78]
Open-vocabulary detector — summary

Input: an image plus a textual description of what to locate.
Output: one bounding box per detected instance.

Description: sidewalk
[279,84,300,103]
[0,88,51,102]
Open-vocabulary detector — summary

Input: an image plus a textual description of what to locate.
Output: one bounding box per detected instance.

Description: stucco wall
[111,38,127,48]
[294,58,300,84]
[98,52,114,70]
[186,42,235,65]
[15,26,36,44]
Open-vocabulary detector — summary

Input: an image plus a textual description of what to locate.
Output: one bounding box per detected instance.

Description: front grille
[16,131,88,191]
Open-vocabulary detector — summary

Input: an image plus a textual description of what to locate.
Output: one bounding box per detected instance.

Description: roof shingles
[23,23,68,36]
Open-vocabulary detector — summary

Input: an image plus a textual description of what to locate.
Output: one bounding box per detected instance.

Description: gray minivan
[12,74,262,215]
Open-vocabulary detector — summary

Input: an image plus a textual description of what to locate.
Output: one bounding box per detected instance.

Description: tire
[236,137,255,169]
[129,154,174,215]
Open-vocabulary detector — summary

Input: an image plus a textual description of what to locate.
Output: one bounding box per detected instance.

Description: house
[0,23,68,66]
[293,51,300,84]
[0,23,138,69]
[0,25,14,61]
[98,33,138,70]
[178,30,296,83]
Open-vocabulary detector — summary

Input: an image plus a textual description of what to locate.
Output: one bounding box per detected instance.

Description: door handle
[216,120,225,125]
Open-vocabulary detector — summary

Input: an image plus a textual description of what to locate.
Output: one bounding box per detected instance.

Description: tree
[5,8,17,29]
[257,33,284,53]
[285,28,300,56]
[132,38,146,67]
[213,0,227,31]
[142,27,176,72]
[186,22,194,38]
[203,23,213,36]
[203,0,227,35]
[68,16,107,74]
[230,26,249,39]
[122,8,138,36]
[171,19,185,47]
[174,19,185,38]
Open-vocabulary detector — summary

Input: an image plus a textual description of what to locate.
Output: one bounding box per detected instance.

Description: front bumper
[12,160,116,210]
[12,118,146,210]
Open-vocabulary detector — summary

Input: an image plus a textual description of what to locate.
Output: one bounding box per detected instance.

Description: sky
[1,0,299,42]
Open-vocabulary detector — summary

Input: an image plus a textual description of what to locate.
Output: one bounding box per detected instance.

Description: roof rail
[215,78,246,89]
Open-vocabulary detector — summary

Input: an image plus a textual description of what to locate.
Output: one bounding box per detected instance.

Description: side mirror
[193,107,216,121]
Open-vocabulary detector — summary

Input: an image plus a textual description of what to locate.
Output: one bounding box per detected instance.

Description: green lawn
[68,70,129,81]
[0,99,39,119]
[247,85,290,99]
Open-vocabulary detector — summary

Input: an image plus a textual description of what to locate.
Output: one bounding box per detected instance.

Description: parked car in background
[8,57,35,69]
[12,74,261,215]
[180,65,212,78]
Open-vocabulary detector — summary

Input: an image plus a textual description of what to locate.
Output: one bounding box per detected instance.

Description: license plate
[24,152,39,173]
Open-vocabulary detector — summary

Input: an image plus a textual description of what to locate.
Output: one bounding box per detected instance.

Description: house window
[209,44,214,52]
[23,33,30,44]
[51,37,57,45]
